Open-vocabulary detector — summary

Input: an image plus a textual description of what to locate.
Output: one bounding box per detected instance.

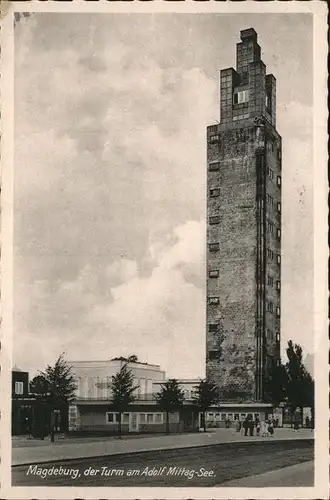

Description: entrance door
[129,413,139,432]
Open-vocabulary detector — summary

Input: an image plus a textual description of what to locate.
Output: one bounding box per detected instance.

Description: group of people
[235,415,276,437]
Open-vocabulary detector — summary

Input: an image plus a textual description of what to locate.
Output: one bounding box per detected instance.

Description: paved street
[12,439,314,487]
[12,427,314,466]
[220,460,314,487]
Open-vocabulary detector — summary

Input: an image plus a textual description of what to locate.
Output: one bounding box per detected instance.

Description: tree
[192,378,220,432]
[285,341,315,424]
[264,361,288,407]
[30,354,77,442]
[109,363,138,438]
[127,355,138,363]
[154,379,185,434]
[29,374,51,398]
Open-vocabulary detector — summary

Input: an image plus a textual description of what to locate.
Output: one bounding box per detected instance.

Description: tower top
[240,28,258,43]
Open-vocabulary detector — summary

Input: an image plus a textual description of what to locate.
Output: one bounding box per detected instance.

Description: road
[12,439,314,487]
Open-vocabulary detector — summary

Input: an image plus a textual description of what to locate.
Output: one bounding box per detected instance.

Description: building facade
[206,28,282,402]
[68,358,199,434]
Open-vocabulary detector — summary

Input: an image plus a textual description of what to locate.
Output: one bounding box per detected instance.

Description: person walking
[268,420,274,436]
[256,418,261,436]
[249,417,254,436]
[260,420,268,437]
[243,418,249,436]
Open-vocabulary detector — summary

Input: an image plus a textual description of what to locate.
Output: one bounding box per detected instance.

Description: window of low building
[122,413,129,424]
[15,381,24,395]
[106,412,120,424]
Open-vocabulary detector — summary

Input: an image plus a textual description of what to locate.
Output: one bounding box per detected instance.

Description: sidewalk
[220,460,314,487]
[12,428,314,467]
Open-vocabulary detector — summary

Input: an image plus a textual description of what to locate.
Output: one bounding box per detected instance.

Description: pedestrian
[256,418,261,436]
[305,416,310,429]
[268,420,274,436]
[249,418,254,436]
[235,419,241,433]
[243,418,248,436]
[260,420,268,437]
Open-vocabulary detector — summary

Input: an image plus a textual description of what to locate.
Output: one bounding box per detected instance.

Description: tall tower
[206,28,281,402]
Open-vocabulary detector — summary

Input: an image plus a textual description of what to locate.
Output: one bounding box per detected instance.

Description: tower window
[210,188,220,197]
[268,168,274,180]
[276,332,280,342]
[208,350,221,361]
[208,323,220,332]
[277,228,281,239]
[266,329,273,340]
[209,134,221,144]
[208,296,220,305]
[233,90,249,105]
[266,302,273,313]
[208,162,220,172]
[276,306,281,317]
[277,254,281,265]
[277,202,281,213]
[266,194,273,206]
[267,275,273,286]
[277,150,282,161]
[277,175,281,187]
[267,249,274,260]
[209,215,220,225]
[276,280,280,291]
[209,269,219,278]
[267,220,274,234]
[209,243,220,252]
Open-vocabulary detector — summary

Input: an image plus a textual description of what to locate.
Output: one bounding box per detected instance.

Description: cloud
[14,220,206,378]
[106,259,138,284]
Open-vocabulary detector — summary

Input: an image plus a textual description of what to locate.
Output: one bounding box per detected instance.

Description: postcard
[0,1,328,499]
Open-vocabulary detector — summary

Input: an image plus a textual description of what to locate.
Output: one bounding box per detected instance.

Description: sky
[14,13,314,378]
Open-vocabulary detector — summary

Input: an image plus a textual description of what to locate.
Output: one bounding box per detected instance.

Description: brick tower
[206,28,281,402]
